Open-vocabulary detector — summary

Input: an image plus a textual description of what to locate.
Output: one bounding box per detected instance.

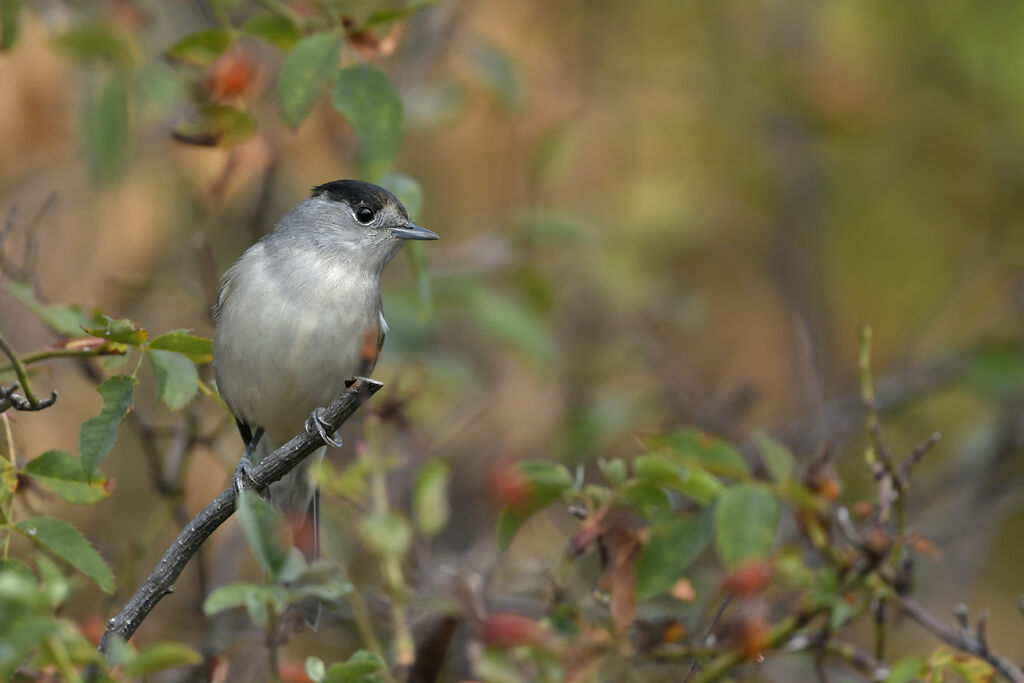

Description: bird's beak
[390,223,439,241]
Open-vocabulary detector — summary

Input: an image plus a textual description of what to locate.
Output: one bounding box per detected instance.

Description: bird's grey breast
[214,242,381,439]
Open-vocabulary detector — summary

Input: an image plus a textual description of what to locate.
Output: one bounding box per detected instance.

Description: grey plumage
[212,180,437,622]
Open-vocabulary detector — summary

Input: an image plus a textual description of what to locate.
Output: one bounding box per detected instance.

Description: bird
[212,179,438,623]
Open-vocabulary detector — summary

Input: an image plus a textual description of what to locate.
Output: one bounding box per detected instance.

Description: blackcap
[212,179,438,624]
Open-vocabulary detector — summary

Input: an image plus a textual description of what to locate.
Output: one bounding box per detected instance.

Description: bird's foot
[233,427,264,493]
[233,455,257,494]
[306,407,343,448]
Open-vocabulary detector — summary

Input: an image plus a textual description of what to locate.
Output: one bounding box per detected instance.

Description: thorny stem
[0,345,124,374]
[363,418,414,671]
[690,614,808,683]
[46,635,82,683]
[346,588,395,683]
[1,414,15,559]
[0,329,42,406]
[822,639,887,679]
[859,325,906,661]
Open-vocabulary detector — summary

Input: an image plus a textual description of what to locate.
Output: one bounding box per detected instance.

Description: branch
[94,377,383,660]
[897,596,1024,683]
[0,330,57,412]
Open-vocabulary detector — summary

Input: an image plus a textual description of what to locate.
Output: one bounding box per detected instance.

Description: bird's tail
[264,442,326,627]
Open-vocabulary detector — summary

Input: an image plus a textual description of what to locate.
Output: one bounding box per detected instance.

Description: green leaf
[754,430,796,482]
[468,41,524,111]
[461,285,557,369]
[0,556,32,576]
[713,483,780,569]
[413,458,450,538]
[79,375,135,474]
[0,616,57,680]
[1,0,23,50]
[325,650,386,683]
[204,105,257,147]
[118,641,203,677]
[636,510,712,600]
[203,581,255,615]
[887,657,923,683]
[237,490,289,578]
[33,553,70,608]
[5,281,104,336]
[0,458,17,506]
[496,460,574,549]
[148,350,199,410]
[81,73,131,184]
[148,332,213,362]
[518,460,575,496]
[203,581,288,626]
[597,457,626,485]
[288,559,353,604]
[359,511,412,558]
[84,317,147,346]
[633,454,722,505]
[616,480,671,517]
[53,23,135,66]
[365,0,438,28]
[14,517,114,592]
[640,428,750,478]
[80,375,136,476]
[331,64,404,179]
[277,33,341,129]
[242,14,301,51]
[24,450,109,504]
[166,29,231,66]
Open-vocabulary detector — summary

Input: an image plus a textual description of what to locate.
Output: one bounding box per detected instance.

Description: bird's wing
[210,276,232,322]
[360,311,388,377]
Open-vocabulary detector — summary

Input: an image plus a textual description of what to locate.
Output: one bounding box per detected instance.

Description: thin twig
[899,431,941,484]
[0,345,125,374]
[821,640,887,680]
[683,597,732,681]
[92,378,383,665]
[898,596,1024,683]
[0,331,56,411]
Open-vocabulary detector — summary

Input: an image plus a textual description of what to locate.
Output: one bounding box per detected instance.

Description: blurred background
[2,0,1024,678]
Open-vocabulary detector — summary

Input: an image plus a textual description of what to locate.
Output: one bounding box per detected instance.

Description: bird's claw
[233,456,257,494]
[305,408,343,448]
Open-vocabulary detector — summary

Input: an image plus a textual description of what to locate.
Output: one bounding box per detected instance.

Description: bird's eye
[355,207,375,224]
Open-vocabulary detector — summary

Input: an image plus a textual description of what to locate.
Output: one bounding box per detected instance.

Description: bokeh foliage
[1,0,1024,681]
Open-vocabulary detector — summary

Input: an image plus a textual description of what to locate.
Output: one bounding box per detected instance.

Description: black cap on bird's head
[311,179,438,241]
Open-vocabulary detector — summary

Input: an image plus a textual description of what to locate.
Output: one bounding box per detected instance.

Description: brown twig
[897,596,1023,683]
[899,431,941,485]
[92,378,383,668]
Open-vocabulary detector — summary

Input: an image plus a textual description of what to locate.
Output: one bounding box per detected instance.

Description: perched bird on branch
[212,179,438,625]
